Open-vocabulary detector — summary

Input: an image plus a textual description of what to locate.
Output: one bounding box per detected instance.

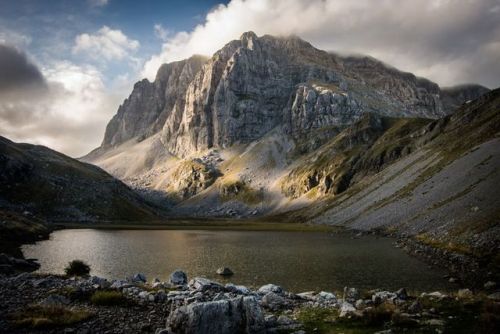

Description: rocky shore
[1,263,499,333]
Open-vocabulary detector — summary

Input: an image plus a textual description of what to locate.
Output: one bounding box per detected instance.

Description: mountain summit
[93,32,488,158]
[83,32,493,225]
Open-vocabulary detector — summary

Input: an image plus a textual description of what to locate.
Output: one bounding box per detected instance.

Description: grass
[9,305,91,329]
[90,290,129,306]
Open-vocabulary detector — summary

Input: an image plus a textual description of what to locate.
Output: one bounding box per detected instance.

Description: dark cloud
[0,44,47,94]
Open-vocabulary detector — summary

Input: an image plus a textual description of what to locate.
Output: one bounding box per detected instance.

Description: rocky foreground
[0,260,499,334]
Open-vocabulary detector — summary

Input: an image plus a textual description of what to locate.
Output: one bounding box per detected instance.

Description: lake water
[22,229,452,293]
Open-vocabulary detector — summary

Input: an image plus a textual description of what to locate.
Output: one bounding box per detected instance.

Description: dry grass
[10,305,91,329]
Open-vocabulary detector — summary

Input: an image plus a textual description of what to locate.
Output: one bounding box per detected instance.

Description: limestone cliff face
[95,32,489,158]
[101,55,207,147]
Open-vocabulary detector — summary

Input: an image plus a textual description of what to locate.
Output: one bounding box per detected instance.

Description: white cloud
[0,60,122,157]
[142,0,500,88]
[73,26,139,61]
[88,0,109,8]
[154,24,171,42]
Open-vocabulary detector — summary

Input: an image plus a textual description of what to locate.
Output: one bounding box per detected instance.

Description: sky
[0,0,499,157]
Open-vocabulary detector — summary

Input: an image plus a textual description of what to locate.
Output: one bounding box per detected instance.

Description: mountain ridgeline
[93,32,488,157]
[82,31,499,263]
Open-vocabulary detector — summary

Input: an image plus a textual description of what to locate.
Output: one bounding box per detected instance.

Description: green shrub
[10,305,91,328]
[90,290,128,306]
[64,260,90,277]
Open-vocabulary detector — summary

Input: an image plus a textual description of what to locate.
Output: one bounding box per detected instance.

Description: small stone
[457,289,473,299]
[449,277,457,283]
[133,273,147,283]
[169,270,187,285]
[216,267,234,276]
[396,288,408,300]
[484,281,496,290]
[277,315,293,325]
[487,292,500,301]
[407,300,422,314]
[339,302,356,317]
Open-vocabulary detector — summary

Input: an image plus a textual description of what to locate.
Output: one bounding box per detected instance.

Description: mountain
[83,32,490,216]
[0,136,162,223]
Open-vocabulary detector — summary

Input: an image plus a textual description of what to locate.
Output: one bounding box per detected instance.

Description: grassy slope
[0,136,163,223]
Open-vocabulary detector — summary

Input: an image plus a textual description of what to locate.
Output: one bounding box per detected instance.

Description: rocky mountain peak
[93,32,489,158]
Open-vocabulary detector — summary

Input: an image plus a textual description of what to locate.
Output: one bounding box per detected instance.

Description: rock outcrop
[93,32,488,158]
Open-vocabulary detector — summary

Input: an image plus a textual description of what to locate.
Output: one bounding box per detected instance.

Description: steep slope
[0,136,162,222]
[83,32,489,213]
[278,89,500,276]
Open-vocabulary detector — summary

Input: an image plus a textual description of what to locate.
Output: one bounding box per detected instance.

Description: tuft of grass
[90,290,128,306]
[10,305,91,329]
[64,260,90,277]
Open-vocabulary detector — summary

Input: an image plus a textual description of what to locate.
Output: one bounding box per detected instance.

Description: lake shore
[0,267,499,334]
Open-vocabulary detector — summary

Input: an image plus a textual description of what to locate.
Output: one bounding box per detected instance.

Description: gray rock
[216,267,234,276]
[484,281,496,290]
[339,302,356,318]
[261,292,286,311]
[90,276,110,289]
[40,294,70,306]
[132,273,147,283]
[166,296,266,334]
[225,283,250,295]
[487,292,500,301]
[372,291,398,304]
[189,277,223,292]
[344,287,360,303]
[457,289,473,299]
[257,284,283,295]
[170,270,188,285]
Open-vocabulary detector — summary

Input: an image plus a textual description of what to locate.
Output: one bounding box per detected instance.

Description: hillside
[83,32,490,218]
[0,136,163,223]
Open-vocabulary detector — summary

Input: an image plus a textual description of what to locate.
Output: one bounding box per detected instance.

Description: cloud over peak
[73,26,139,61]
[142,0,500,88]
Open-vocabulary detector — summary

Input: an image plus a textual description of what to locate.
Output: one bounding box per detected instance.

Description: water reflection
[22,229,451,292]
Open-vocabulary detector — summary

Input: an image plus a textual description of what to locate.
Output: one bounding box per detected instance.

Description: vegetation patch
[9,305,91,329]
[219,179,262,205]
[90,290,129,306]
[64,260,91,277]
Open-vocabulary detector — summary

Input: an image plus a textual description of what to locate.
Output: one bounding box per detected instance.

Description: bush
[10,305,91,329]
[90,290,128,306]
[64,260,90,277]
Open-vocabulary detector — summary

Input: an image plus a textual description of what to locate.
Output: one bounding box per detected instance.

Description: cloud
[154,24,171,42]
[88,0,109,8]
[142,0,500,88]
[0,45,120,157]
[0,44,47,95]
[73,26,139,61]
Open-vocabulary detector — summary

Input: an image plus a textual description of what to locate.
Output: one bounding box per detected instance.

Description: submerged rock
[166,296,265,334]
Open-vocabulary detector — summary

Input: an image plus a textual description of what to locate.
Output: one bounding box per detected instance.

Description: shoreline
[0,268,498,333]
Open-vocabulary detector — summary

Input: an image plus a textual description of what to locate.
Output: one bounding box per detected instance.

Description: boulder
[339,302,356,318]
[261,292,286,311]
[372,291,397,304]
[189,277,223,292]
[225,283,250,295]
[216,267,234,276]
[317,291,337,303]
[344,287,360,303]
[257,284,283,295]
[132,273,147,283]
[395,288,408,300]
[90,276,111,289]
[166,296,266,334]
[170,270,188,285]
